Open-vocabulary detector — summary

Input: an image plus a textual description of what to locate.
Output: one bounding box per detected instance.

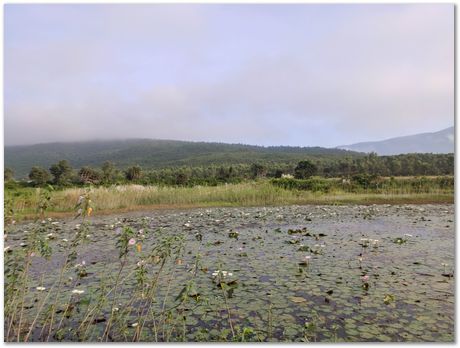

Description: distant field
[5,177,454,222]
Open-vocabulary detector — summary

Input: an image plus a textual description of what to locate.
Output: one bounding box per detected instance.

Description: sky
[4,4,454,147]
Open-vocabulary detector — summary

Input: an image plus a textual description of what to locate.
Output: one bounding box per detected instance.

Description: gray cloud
[5,4,454,147]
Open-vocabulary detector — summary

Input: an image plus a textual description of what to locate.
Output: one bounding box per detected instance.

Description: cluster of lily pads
[3,200,455,342]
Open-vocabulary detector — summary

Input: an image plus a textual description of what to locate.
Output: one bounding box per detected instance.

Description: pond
[4,204,454,342]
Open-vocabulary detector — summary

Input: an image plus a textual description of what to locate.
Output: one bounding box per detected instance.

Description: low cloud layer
[5,4,454,147]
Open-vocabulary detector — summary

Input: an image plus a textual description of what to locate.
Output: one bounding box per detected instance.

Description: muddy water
[6,204,454,342]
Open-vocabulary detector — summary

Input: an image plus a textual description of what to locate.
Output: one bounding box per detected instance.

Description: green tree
[28,166,51,186]
[49,160,73,185]
[4,168,14,181]
[101,161,116,184]
[294,160,317,179]
[250,163,266,179]
[125,165,142,181]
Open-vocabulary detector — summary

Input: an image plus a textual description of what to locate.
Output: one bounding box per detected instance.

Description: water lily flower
[75,224,81,229]
[36,286,46,291]
[138,229,144,234]
[131,323,138,327]
[72,289,84,295]
[113,307,119,312]
[62,239,68,242]
[128,238,136,245]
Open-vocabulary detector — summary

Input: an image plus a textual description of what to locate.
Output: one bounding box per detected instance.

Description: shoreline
[13,195,454,222]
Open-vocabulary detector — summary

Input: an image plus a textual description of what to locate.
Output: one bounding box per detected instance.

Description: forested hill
[5,139,363,178]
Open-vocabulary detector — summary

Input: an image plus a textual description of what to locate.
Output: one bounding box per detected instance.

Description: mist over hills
[5,126,454,179]
[337,126,454,155]
[5,139,361,179]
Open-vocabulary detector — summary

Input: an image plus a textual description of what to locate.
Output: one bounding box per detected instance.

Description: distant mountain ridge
[5,138,361,179]
[337,127,454,155]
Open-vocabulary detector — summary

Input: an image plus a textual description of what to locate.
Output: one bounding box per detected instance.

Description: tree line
[3,152,454,188]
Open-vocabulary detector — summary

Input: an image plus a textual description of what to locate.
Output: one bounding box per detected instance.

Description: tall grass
[5,178,454,220]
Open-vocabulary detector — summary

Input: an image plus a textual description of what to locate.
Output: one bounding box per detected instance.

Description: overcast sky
[4,4,454,147]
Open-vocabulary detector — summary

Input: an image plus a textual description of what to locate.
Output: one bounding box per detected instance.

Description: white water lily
[36,286,46,291]
[72,289,85,295]
[212,270,232,278]
[62,239,68,242]
[131,323,139,327]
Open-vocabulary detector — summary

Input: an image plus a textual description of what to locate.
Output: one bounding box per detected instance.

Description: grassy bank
[5,178,454,221]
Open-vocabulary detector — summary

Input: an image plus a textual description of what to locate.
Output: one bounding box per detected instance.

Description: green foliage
[250,163,266,179]
[49,160,73,186]
[294,160,317,179]
[5,139,362,179]
[125,165,142,181]
[4,167,14,181]
[272,178,331,192]
[29,166,51,186]
[37,185,54,219]
[101,161,117,184]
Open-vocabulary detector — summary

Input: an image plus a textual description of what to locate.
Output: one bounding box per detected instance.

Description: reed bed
[5,178,453,221]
